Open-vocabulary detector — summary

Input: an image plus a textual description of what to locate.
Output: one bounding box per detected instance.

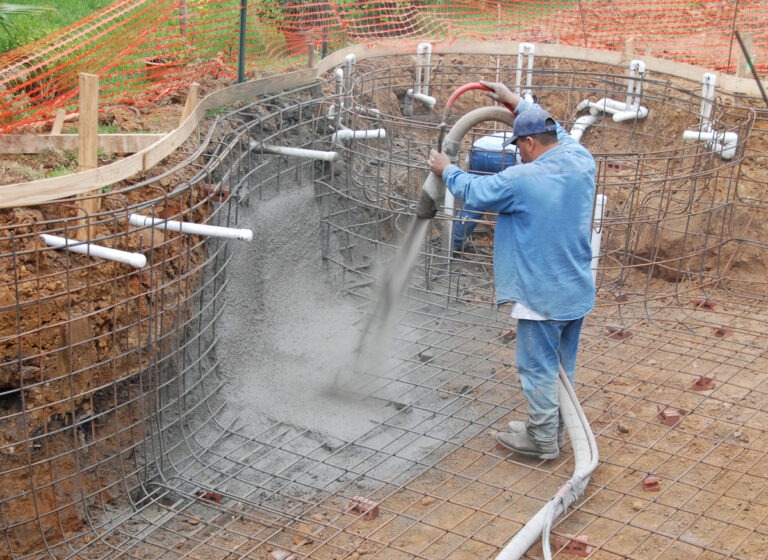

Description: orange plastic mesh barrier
[0,0,764,133]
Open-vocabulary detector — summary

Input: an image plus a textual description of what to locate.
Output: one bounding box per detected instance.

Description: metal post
[238,0,248,84]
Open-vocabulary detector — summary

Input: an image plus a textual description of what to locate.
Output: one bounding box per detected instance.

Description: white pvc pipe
[682,129,738,160]
[682,130,738,144]
[344,54,355,112]
[612,106,649,122]
[443,189,456,252]
[253,142,339,162]
[412,44,435,111]
[516,43,534,98]
[626,59,646,111]
[40,233,147,268]
[586,98,648,122]
[128,214,253,241]
[334,68,344,128]
[331,128,386,144]
[570,113,598,143]
[413,92,436,109]
[421,42,432,96]
[415,43,425,95]
[700,73,717,132]
[591,194,607,282]
[353,104,381,117]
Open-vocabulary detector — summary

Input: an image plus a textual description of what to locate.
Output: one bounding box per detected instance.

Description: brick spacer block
[643,474,661,492]
[554,534,595,556]
[691,297,716,310]
[347,496,380,520]
[657,405,681,426]
[195,490,222,503]
[713,326,732,338]
[691,376,716,391]
[605,324,632,340]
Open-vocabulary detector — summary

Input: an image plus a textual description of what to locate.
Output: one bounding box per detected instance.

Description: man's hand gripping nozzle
[416,131,455,220]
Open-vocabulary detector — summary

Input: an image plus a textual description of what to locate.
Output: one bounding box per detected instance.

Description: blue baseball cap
[506,108,558,145]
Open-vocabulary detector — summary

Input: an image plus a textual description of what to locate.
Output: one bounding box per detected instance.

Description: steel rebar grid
[0,55,765,560]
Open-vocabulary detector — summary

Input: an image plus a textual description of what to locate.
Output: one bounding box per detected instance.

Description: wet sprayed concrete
[217,184,397,443]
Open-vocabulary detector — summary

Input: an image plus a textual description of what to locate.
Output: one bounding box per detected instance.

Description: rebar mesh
[0,51,766,560]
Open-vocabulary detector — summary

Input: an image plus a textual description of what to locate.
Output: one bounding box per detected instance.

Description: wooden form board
[1,41,762,209]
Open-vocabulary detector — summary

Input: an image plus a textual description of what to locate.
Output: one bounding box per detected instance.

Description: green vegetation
[0,1,113,53]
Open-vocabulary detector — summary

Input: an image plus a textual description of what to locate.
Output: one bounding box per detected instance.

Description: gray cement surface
[217,184,400,443]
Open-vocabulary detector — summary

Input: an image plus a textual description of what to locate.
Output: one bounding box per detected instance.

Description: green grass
[0,1,114,53]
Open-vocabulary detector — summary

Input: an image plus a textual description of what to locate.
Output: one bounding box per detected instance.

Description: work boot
[496,430,559,460]
[507,420,565,449]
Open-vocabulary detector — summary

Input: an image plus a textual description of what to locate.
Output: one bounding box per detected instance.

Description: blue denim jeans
[452,206,489,251]
[515,317,584,446]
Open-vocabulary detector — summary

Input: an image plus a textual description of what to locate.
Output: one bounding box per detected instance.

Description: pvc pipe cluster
[128,214,253,241]
[413,42,436,108]
[578,96,649,123]
[40,233,147,268]
[571,60,648,142]
[330,59,387,145]
[404,43,437,115]
[682,129,738,160]
[682,73,738,160]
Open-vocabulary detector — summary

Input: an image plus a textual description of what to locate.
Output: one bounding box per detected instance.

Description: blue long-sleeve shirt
[442,100,596,320]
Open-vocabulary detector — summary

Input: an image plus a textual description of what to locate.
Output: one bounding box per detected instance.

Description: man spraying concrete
[426,81,596,460]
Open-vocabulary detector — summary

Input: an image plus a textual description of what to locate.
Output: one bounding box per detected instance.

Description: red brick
[554,534,595,556]
[643,474,661,492]
[347,496,379,520]
[691,376,716,391]
[657,405,681,426]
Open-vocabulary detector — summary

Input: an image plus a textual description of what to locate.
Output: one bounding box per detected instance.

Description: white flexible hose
[495,367,599,560]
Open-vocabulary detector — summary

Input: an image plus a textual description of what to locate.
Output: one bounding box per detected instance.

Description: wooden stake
[179,82,200,126]
[50,108,66,135]
[76,73,100,240]
[78,74,99,172]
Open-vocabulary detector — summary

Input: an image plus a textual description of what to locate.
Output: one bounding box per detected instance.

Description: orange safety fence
[0,0,765,133]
